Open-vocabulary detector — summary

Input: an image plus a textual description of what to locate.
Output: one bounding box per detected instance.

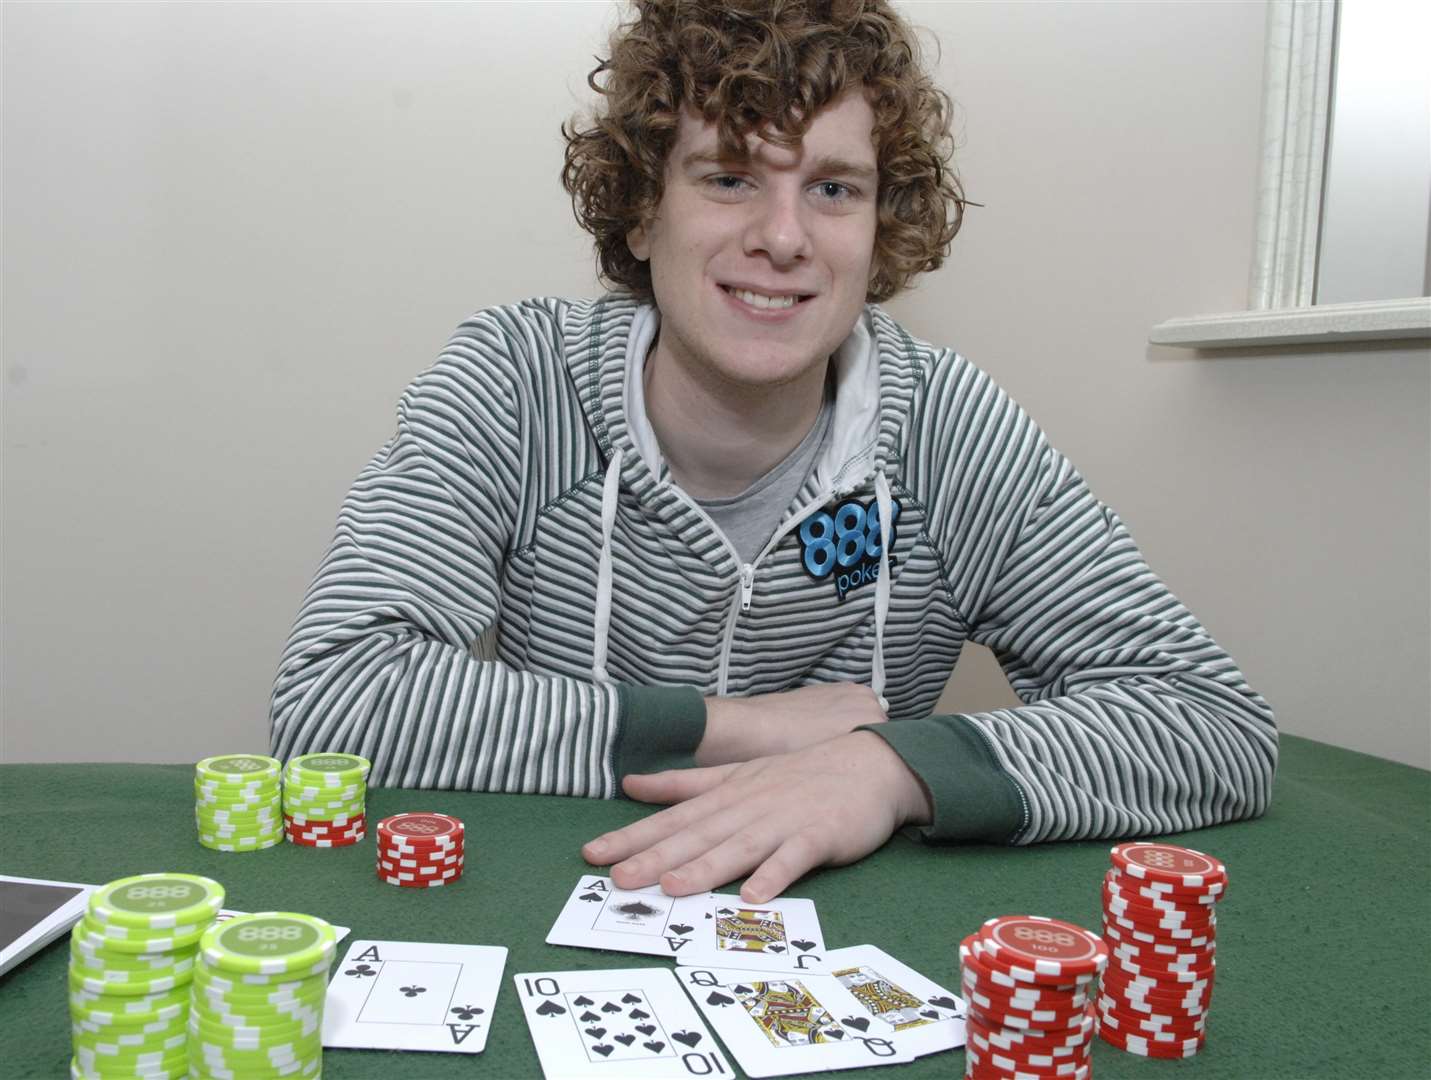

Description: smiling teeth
[730,288,799,310]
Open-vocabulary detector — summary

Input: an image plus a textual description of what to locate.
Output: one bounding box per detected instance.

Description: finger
[622,764,737,805]
[659,820,790,897]
[581,768,739,868]
[738,827,828,904]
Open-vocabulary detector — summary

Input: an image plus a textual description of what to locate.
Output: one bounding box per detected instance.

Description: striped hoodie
[270,294,1278,844]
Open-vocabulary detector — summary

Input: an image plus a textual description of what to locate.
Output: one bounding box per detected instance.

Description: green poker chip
[285,752,370,784]
[198,833,284,853]
[70,928,194,972]
[200,912,336,976]
[89,874,225,931]
[69,962,192,997]
[192,977,325,1011]
[195,754,281,784]
[79,914,208,954]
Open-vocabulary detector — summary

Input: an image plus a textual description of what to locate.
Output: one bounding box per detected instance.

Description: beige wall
[3,2,1427,769]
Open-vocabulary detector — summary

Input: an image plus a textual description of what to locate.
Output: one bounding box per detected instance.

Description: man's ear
[627,219,651,262]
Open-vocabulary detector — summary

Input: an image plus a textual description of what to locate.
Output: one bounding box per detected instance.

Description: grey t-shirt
[694,393,834,565]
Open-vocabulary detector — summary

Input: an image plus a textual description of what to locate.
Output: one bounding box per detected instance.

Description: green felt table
[2,733,1428,1079]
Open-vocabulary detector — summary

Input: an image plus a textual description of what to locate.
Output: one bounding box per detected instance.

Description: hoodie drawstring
[871,472,893,713]
[591,448,623,683]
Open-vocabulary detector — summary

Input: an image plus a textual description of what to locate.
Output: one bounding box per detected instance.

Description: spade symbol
[768,945,786,953]
[734,985,753,994]
[636,1024,656,1036]
[580,892,603,903]
[828,1028,846,1040]
[928,996,959,1010]
[920,1009,940,1019]
[601,1002,622,1014]
[629,1008,650,1020]
[536,1000,566,1017]
[580,1011,601,1023]
[842,1016,870,1032]
[706,991,734,1007]
[717,907,734,916]
[669,924,693,936]
[592,1044,613,1057]
[643,1040,666,1053]
[584,1027,606,1039]
[673,1030,703,1048]
[614,1034,635,1047]
[621,993,642,1004]
[573,996,595,1006]
[791,939,816,952]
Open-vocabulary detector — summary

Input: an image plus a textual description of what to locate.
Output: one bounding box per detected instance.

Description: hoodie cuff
[612,684,707,789]
[859,714,1026,843]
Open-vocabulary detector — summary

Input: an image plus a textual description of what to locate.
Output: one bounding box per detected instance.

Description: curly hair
[561,0,965,304]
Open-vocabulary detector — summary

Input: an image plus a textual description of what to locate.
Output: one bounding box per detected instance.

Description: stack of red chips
[375,812,466,888]
[1097,842,1226,1059]
[960,915,1106,1079]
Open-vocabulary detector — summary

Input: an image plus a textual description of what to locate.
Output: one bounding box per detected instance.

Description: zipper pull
[740,563,755,612]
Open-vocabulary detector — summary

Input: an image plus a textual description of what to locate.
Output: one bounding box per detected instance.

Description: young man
[270,0,1277,904]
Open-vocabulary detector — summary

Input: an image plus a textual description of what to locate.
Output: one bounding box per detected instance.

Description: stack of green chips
[68,872,225,1079]
[282,753,371,847]
[189,911,337,1079]
[195,754,283,852]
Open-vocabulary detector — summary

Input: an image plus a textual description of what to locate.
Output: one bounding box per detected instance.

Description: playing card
[826,944,966,1058]
[322,939,507,1053]
[514,966,726,1080]
[546,876,710,957]
[676,964,915,1077]
[675,892,827,974]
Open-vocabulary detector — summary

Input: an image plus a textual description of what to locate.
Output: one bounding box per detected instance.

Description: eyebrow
[680,149,878,184]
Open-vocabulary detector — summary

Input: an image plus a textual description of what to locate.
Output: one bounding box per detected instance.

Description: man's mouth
[720,285,813,311]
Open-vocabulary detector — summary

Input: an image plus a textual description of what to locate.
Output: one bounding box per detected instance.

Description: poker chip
[281,753,371,849]
[188,912,333,1080]
[960,919,1102,1080]
[375,811,466,887]
[1097,843,1228,1060]
[194,756,284,853]
[68,874,223,1079]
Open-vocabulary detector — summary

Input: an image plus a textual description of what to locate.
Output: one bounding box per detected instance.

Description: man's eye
[814,181,853,201]
[708,175,749,192]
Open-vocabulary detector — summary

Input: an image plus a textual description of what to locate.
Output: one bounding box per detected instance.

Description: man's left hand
[580,730,933,903]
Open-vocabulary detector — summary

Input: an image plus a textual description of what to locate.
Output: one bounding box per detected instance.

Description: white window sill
[1149,297,1431,349]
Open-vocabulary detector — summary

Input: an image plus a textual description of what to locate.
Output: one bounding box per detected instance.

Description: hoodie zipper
[669,482,858,696]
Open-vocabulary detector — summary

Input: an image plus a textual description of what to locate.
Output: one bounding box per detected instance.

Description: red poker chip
[961,975,1092,1015]
[961,936,1097,991]
[1109,842,1227,891]
[1106,931,1216,965]
[1096,997,1207,1036]
[1105,871,1219,908]
[967,1025,1092,1063]
[968,1006,1088,1036]
[974,917,1107,982]
[377,870,462,888]
[960,967,1089,1006]
[965,1012,1095,1054]
[1105,956,1215,988]
[378,832,463,850]
[1100,918,1214,957]
[965,1040,1091,1080]
[376,812,464,846]
[1102,912,1212,944]
[1103,879,1218,920]
[1106,865,1225,902]
[1097,1024,1206,1059]
[1102,981,1211,1015]
[378,841,464,860]
[1102,889,1217,930]
[286,832,364,848]
[960,940,1082,995]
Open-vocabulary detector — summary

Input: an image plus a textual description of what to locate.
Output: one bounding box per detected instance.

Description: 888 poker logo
[796,496,901,601]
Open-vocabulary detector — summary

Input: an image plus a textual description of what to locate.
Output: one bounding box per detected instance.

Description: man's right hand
[693,682,887,767]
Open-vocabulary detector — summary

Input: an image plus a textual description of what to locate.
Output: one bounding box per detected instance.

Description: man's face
[627,88,879,392]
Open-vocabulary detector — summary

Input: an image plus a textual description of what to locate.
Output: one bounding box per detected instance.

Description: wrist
[857,730,933,827]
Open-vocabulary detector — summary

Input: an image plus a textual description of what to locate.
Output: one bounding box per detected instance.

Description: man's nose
[743,185,812,266]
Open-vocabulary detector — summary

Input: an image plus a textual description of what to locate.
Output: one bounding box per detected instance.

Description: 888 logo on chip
[797,496,900,602]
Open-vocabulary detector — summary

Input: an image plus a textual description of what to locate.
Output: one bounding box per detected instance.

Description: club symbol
[399,985,427,998]
[344,964,378,978]
[450,1004,485,1021]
